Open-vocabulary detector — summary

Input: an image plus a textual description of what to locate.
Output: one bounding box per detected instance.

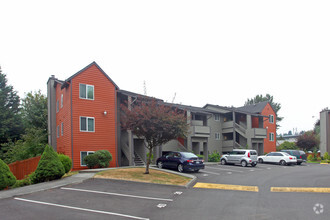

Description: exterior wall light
[104,111,107,116]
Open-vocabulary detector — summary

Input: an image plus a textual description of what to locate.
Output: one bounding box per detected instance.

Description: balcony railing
[191,125,210,137]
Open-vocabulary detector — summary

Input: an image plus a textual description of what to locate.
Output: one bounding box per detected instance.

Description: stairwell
[134,152,145,166]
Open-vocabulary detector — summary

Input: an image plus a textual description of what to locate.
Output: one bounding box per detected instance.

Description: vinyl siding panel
[55,83,72,159]
[262,103,276,153]
[71,64,117,169]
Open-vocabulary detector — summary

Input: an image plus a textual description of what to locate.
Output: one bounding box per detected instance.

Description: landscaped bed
[94,167,192,186]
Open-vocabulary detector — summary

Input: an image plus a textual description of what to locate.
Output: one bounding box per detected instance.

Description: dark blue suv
[156,152,205,172]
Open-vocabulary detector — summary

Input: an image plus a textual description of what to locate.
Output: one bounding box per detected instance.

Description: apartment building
[48,62,277,169]
[320,109,330,155]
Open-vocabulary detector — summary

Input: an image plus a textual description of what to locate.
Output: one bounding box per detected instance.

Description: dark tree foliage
[296,131,319,151]
[0,66,23,144]
[121,98,188,174]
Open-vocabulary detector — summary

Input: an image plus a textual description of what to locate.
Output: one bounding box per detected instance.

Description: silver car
[220,149,258,167]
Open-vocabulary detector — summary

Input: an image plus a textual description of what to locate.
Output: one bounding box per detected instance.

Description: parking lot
[1,163,330,220]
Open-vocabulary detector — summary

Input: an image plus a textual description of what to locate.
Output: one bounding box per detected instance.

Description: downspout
[115,89,119,167]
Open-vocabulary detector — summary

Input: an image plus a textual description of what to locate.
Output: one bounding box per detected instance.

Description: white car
[258,152,297,165]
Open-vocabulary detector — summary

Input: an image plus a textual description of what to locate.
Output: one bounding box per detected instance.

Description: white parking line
[200,170,221,175]
[61,187,173,202]
[208,166,244,173]
[14,197,149,220]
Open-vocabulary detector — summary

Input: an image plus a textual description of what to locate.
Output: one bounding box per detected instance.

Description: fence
[8,156,41,180]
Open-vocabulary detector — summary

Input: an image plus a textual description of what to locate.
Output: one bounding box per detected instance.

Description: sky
[0,0,329,135]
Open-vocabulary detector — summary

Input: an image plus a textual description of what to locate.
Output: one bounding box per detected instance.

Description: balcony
[191,125,211,138]
[222,121,234,133]
[252,128,267,138]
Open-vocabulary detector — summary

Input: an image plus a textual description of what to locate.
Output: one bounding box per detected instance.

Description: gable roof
[64,61,119,90]
[236,101,269,114]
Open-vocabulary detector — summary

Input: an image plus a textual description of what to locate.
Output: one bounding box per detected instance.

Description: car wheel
[258,158,263,163]
[280,160,286,166]
[241,160,247,167]
[221,159,227,165]
[177,164,184,173]
[157,161,163,169]
[251,162,257,167]
[297,162,302,165]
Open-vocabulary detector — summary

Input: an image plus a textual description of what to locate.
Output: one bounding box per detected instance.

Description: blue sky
[1,0,329,135]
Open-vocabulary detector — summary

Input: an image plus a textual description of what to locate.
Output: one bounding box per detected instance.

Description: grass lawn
[94,167,192,186]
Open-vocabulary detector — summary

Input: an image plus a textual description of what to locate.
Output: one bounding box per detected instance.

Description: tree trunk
[144,147,153,174]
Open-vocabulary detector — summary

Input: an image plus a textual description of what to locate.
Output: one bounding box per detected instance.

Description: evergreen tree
[0,66,23,145]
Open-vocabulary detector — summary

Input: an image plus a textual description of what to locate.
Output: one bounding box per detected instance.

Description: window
[61,94,63,108]
[269,115,274,123]
[80,151,94,166]
[57,125,60,138]
[56,100,59,113]
[80,117,95,132]
[79,84,94,100]
[269,132,274,141]
[214,114,220,121]
[61,122,64,136]
[215,133,220,140]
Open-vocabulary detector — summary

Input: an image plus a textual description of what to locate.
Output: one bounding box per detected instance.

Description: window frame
[80,151,95,166]
[269,132,274,141]
[214,114,220,121]
[215,132,220,140]
[269,115,274,124]
[80,116,95,132]
[57,125,60,138]
[79,83,94,100]
[61,94,63,108]
[61,122,64,136]
[56,100,59,113]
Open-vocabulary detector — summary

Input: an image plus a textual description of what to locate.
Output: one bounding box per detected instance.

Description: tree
[0,158,16,190]
[21,91,48,133]
[0,66,23,145]
[31,145,65,184]
[121,98,188,174]
[296,131,319,151]
[244,94,283,129]
[277,141,298,151]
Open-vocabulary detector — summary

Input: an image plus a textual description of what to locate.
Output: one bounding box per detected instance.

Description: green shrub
[323,152,329,160]
[84,153,99,169]
[0,159,17,190]
[317,156,322,161]
[196,154,204,159]
[11,174,33,189]
[58,154,72,173]
[84,150,112,169]
[208,151,221,162]
[31,145,65,184]
[307,155,313,161]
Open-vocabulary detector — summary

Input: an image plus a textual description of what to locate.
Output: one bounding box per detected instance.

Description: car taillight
[201,160,204,163]
[248,152,250,158]
[300,156,302,159]
[289,157,293,160]
[187,160,194,163]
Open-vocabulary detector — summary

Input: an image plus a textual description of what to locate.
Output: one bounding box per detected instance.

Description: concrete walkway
[0,172,96,200]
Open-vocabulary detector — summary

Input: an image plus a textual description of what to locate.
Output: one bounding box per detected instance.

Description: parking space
[0,179,187,220]
[1,164,330,220]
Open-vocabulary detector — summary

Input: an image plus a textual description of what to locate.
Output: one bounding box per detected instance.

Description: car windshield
[282,152,290,156]
[181,152,198,158]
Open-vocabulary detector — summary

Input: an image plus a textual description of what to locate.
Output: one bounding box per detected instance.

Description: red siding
[262,103,276,153]
[56,82,72,158]
[71,65,117,169]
